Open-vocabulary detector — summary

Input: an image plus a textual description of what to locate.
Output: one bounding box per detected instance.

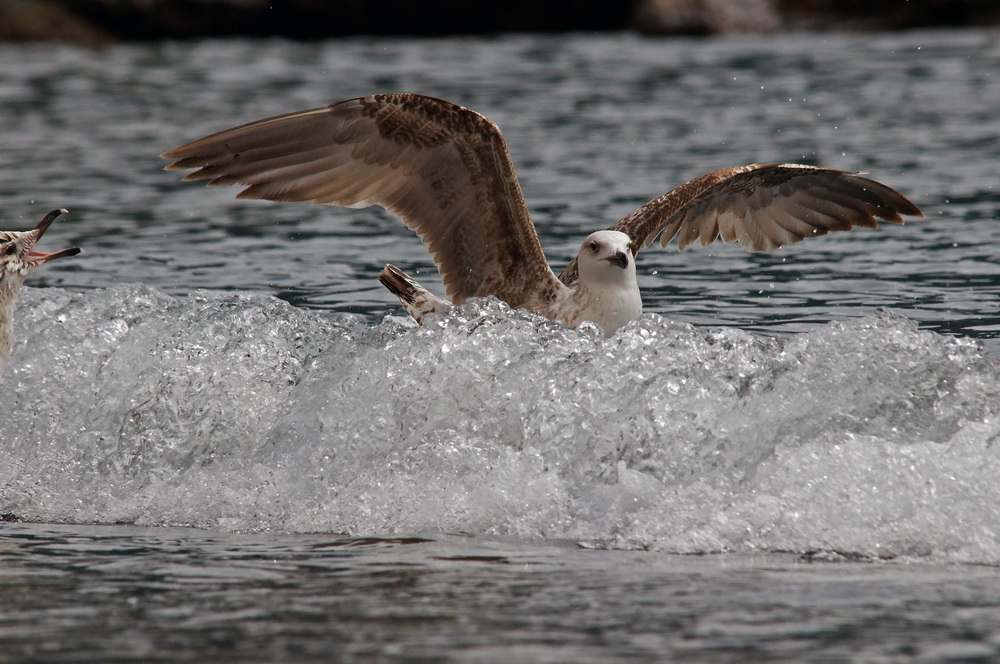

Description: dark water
[4,522,1000,664]
[2,29,1000,663]
[2,30,998,338]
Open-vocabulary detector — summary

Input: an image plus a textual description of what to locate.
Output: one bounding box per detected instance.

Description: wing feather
[560,163,922,285]
[163,94,564,308]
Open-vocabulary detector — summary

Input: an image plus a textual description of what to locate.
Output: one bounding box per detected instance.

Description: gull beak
[33,208,66,234]
[606,251,629,269]
[27,246,82,264]
[26,209,81,265]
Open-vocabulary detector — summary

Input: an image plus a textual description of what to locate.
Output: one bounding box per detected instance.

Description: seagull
[162,93,922,336]
[0,209,81,378]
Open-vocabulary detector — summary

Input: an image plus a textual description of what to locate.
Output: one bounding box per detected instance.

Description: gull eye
[3,244,16,256]
[589,241,599,253]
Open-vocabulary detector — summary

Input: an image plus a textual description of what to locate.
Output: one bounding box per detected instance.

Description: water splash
[2,284,998,563]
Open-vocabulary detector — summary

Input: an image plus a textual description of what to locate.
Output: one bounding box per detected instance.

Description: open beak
[26,209,81,265]
[606,251,629,269]
[27,247,82,264]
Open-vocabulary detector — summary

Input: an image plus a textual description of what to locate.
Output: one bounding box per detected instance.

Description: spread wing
[560,163,923,285]
[162,93,565,308]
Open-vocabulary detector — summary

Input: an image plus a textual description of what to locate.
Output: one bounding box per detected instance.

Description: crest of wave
[2,284,998,563]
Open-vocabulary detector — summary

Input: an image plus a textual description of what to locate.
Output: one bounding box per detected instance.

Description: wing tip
[234,188,264,199]
[378,264,417,300]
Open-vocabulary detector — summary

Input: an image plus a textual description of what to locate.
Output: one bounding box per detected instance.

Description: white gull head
[568,230,642,336]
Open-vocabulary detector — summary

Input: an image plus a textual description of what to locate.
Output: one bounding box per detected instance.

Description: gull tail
[378,264,451,324]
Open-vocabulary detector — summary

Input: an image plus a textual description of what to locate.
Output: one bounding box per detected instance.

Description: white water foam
[2,284,998,563]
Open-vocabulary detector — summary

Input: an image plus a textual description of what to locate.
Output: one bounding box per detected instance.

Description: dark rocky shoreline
[2,0,998,44]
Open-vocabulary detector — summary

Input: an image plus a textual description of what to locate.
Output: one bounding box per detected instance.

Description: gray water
[4,523,1000,664]
[2,29,1000,663]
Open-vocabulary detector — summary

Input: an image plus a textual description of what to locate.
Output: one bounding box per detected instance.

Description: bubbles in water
[2,285,999,563]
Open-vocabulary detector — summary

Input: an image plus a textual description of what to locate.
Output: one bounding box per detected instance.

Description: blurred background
[3,0,999,43]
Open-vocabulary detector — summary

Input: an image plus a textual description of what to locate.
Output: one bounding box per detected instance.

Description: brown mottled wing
[560,163,923,285]
[162,93,563,308]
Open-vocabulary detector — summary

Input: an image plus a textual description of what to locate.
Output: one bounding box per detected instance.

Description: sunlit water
[2,29,1000,662]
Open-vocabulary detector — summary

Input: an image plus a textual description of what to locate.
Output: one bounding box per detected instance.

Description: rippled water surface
[2,29,1000,663]
[2,29,998,336]
[5,522,1000,664]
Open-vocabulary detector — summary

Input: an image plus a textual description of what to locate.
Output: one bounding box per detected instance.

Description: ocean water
[2,28,1000,662]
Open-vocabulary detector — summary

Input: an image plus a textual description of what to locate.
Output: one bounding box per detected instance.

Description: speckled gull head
[162,93,923,337]
[0,209,81,378]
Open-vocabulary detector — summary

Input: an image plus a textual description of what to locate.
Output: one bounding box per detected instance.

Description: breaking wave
[3,284,998,563]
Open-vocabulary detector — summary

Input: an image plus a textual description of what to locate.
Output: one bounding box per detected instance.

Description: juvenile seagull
[162,93,922,336]
[1,209,81,377]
